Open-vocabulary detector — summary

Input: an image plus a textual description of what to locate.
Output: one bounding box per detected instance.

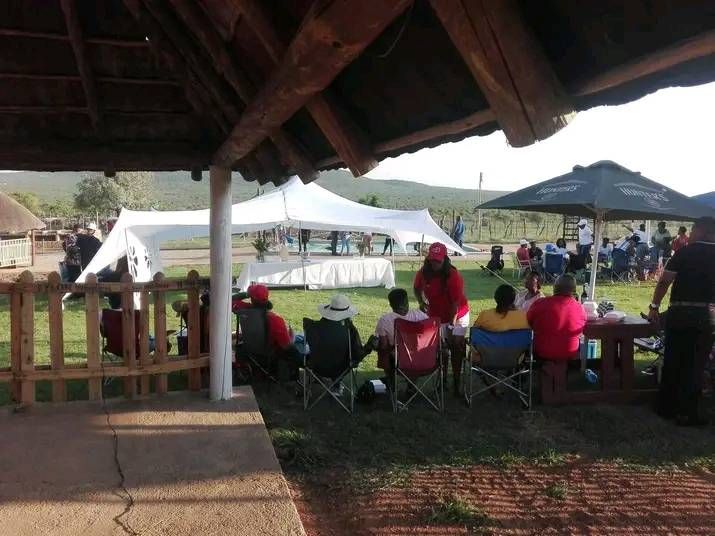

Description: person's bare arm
[414,287,426,312]
[648,270,675,322]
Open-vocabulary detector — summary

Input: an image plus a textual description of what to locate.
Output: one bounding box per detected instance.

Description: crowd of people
[61,222,104,282]
[239,216,714,426]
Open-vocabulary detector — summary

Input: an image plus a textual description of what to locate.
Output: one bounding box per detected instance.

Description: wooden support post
[138,290,151,395]
[84,273,102,401]
[209,166,233,400]
[47,271,66,402]
[213,0,411,167]
[120,272,137,398]
[187,270,202,391]
[153,272,168,395]
[10,283,22,402]
[429,0,572,146]
[18,271,35,405]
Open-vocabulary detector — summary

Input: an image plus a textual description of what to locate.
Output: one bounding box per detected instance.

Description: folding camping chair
[100,309,148,361]
[302,317,356,413]
[391,317,444,413]
[511,252,532,279]
[235,307,278,383]
[610,248,634,282]
[464,327,533,409]
[543,252,565,282]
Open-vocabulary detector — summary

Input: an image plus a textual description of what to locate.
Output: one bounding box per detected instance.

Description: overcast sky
[367,82,715,196]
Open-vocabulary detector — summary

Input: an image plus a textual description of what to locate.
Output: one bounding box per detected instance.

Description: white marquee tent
[76,176,464,285]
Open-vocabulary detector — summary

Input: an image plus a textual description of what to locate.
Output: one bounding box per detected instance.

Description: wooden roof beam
[233,0,377,177]
[213,0,412,168]
[0,72,182,86]
[0,28,149,47]
[574,29,715,96]
[60,0,103,135]
[429,0,572,147]
[167,0,317,182]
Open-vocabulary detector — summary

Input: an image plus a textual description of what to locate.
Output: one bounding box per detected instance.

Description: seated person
[99,256,129,309]
[527,275,586,361]
[597,237,612,263]
[528,240,543,270]
[315,294,376,367]
[375,288,428,370]
[516,239,531,265]
[514,272,544,311]
[474,284,529,332]
[233,284,293,355]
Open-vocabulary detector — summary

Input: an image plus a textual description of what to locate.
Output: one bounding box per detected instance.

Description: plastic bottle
[585,368,599,384]
[581,284,589,303]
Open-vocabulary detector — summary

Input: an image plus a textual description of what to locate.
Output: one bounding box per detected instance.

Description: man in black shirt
[648,217,715,425]
[77,222,102,270]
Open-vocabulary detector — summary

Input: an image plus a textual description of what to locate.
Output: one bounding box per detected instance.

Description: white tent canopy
[76,176,464,284]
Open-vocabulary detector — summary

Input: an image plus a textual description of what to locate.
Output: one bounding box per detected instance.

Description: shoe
[641,365,657,376]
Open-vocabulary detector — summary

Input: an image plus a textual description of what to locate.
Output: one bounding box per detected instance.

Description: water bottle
[585,368,598,384]
[581,284,589,303]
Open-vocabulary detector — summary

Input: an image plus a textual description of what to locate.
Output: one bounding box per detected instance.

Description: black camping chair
[483,245,504,274]
[236,307,278,383]
[302,317,356,414]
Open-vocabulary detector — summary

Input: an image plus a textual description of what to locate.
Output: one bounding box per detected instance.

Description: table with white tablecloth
[235,257,395,290]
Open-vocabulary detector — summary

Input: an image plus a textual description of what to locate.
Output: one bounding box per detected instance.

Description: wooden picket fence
[0,270,211,405]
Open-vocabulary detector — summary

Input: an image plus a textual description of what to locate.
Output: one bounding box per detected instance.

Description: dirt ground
[289,462,715,535]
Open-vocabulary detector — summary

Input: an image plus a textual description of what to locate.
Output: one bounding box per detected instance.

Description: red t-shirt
[413,267,469,323]
[233,300,291,350]
[527,295,586,360]
[516,246,530,263]
[671,235,688,253]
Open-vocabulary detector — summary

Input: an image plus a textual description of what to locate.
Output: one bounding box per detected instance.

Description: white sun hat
[519,239,528,246]
[578,218,588,226]
[318,294,358,321]
[86,222,98,231]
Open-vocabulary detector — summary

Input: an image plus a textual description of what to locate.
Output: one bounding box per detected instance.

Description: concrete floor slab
[0,387,305,536]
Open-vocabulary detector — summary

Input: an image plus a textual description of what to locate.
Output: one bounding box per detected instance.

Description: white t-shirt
[514,290,544,311]
[597,245,612,258]
[578,226,593,246]
[633,229,648,245]
[375,309,429,346]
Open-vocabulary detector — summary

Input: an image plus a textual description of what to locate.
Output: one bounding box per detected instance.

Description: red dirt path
[289,461,715,535]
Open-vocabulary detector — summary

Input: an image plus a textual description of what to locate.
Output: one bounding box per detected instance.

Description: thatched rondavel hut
[0,191,45,234]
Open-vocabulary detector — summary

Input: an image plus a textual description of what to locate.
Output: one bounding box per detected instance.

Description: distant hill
[0,169,507,214]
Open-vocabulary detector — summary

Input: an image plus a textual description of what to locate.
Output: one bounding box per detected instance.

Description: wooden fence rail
[0,269,211,406]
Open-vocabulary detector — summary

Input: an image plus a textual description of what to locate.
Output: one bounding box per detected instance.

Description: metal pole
[588,211,604,301]
[477,172,483,242]
[209,165,233,401]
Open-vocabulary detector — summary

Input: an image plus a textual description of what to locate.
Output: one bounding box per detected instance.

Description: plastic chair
[464,328,533,409]
[302,317,356,413]
[236,307,278,383]
[391,317,444,413]
[511,252,532,279]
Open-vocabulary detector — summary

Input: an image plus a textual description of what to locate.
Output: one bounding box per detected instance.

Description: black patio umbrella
[478,160,712,298]
[693,191,715,210]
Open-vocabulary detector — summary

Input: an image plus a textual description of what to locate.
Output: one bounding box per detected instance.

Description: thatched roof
[0,191,45,232]
[1,0,715,185]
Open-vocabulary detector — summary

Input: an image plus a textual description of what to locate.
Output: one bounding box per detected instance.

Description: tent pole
[209,165,233,401]
[299,220,306,292]
[588,211,604,301]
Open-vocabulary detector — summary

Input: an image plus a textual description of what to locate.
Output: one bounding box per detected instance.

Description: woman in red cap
[232,284,292,353]
[413,242,470,395]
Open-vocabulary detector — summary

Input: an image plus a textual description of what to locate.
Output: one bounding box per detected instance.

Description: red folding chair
[392,317,444,413]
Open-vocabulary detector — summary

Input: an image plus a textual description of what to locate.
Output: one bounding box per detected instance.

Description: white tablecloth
[236,257,395,290]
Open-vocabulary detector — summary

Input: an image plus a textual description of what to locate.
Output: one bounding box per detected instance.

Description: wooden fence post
[139,290,151,395]
[120,272,136,398]
[47,271,66,402]
[153,272,168,395]
[18,271,35,405]
[187,270,201,391]
[10,283,21,402]
[84,273,102,401]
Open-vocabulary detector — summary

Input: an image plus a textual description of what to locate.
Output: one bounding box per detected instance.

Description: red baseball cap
[247,284,269,304]
[427,242,447,262]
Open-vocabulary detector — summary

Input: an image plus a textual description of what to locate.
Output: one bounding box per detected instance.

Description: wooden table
[574,316,658,402]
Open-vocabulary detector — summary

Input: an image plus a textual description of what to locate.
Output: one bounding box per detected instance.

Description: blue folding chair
[543,253,565,282]
[464,328,533,409]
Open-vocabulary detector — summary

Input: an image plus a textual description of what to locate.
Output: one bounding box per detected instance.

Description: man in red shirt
[233,284,291,350]
[516,239,531,266]
[527,275,586,360]
[413,242,470,394]
[671,226,689,253]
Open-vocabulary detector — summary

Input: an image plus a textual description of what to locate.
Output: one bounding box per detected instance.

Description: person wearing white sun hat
[77,221,102,270]
[317,294,377,365]
[577,218,593,258]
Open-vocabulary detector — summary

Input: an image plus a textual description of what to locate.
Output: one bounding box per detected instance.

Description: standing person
[577,218,593,258]
[651,221,672,259]
[62,223,82,282]
[381,236,394,256]
[339,231,351,255]
[77,222,102,270]
[624,223,648,245]
[361,232,373,256]
[299,228,311,253]
[671,226,689,253]
[452,215,465,249]
[330,231,339,256]
[413,242,470,395]
[648,217,715,426]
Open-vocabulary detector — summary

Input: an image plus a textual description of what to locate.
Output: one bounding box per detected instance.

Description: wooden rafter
[167,0,317,182]
[574,29,715,96]
[213,0,412,168]
[0,27,149,47]
[60,0,102,134]
[232,0,377,177]
[0,72,181,86]
[429,0,572,147]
